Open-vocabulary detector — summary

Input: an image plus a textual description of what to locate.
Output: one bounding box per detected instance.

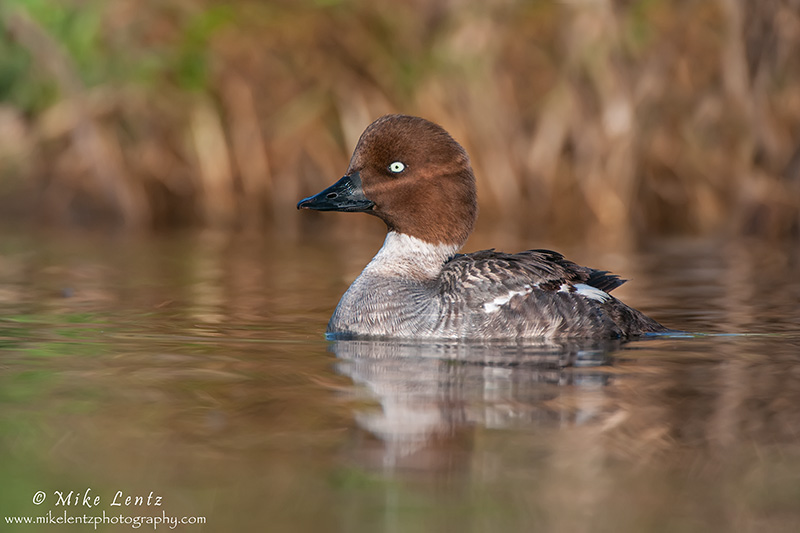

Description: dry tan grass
[0,0,798,242]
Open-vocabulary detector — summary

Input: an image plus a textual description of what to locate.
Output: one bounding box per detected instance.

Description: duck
[297,114,669,339]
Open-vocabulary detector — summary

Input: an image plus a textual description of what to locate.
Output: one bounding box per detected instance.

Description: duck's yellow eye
[388,161,405,173]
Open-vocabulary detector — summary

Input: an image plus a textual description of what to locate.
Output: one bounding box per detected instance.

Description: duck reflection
[331,338,628,471]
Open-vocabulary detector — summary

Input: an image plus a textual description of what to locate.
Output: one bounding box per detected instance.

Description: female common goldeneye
[298,114,668,339]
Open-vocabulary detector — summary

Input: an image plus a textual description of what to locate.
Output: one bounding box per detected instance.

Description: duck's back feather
[441,249,623,293]
[435,249,666,338]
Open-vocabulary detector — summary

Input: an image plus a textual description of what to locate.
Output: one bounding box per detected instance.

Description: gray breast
[327,273,444,337]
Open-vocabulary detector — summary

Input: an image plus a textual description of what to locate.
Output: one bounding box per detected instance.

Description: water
[0,228,799,532]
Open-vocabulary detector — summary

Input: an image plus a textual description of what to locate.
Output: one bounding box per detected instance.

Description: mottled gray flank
[327,232,668,340]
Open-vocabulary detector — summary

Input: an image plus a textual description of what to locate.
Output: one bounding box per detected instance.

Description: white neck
[362,232,461,280]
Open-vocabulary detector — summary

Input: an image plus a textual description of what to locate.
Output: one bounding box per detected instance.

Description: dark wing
[524,249,627,292]
[584,266,627,293]
[437,249,665,337]
[440,248,625,296]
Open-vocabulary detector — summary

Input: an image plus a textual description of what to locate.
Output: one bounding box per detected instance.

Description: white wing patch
[481,281,611,313]
[573,283,611,302]
[482,286,533,313]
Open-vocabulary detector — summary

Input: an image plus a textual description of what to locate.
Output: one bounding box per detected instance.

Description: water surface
[0,229,799,532]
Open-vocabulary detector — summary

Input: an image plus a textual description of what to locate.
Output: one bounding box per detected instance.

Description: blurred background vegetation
[0,0,798,244]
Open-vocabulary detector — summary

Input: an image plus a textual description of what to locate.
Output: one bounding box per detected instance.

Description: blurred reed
[0,0,798,243]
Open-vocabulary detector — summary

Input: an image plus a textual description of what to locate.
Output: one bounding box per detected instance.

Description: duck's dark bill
[297,172,374,212]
